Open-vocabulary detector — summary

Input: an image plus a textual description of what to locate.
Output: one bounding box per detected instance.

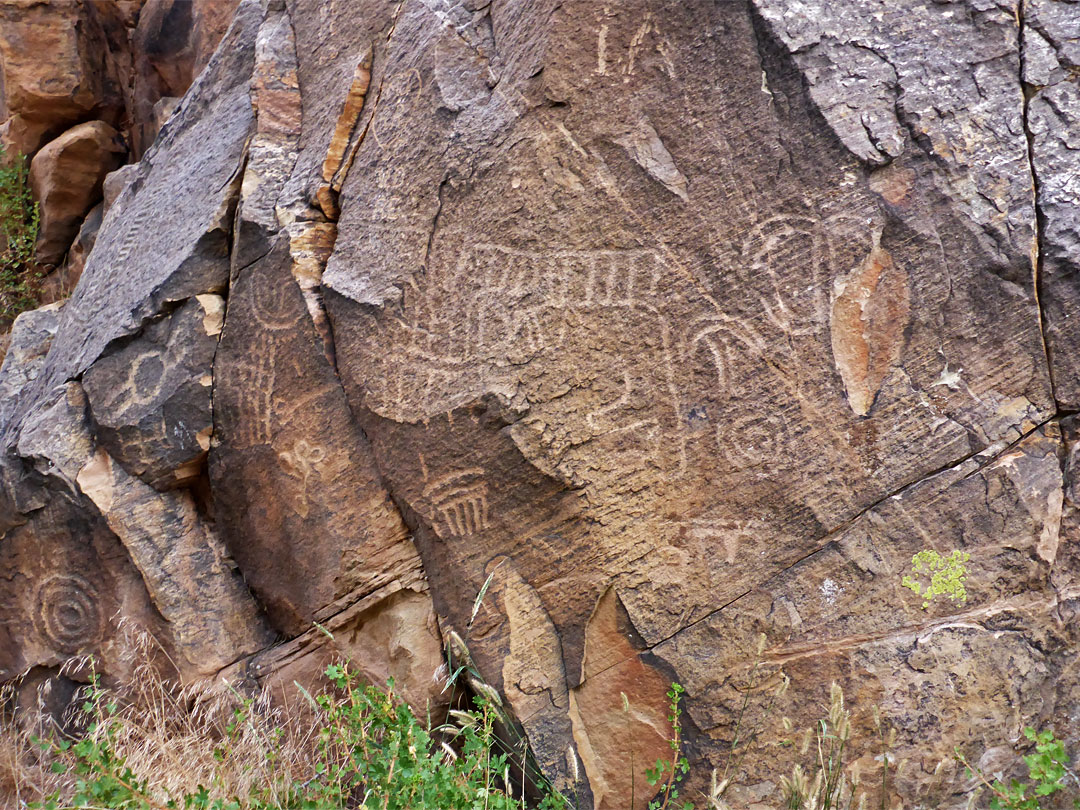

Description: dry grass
[0,624,554,810]
[0,628,323,809]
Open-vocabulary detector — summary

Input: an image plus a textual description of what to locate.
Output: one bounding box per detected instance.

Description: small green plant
[902,549,970,609]
[957,728,1079,810]
[31,659,569,810]
[645,682,692,810]
[0,145,40,321]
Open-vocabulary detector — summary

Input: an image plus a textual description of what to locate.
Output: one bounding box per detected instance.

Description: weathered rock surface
[0,0,128,142]
[0,1,1078,809]
[39,203,104,305]
[29,121,126,266]
[0,0,245,306]
[130,0,242,157]
[1025,0,1080,410]
[83,295,221,490]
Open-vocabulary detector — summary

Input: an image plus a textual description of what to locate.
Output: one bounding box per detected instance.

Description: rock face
[0,2,1078,810]
[0,0,128,153]
[0,0,241,302]
[130,0,243,157]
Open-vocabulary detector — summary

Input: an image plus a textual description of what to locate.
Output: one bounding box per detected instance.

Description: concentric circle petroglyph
[32,574,103,654]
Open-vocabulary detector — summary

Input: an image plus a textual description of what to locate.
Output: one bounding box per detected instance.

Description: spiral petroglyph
[32,574,103,654]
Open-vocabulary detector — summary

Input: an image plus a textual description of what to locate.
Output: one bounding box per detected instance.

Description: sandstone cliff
[1,1,1078,809]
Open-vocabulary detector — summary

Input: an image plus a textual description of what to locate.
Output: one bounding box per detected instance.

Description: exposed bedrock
[0,1,1078,809]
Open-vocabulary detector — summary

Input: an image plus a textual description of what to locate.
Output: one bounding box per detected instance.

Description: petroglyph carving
[96,349,168,419]
[389,245,684,458]
[230,345,277,447]
[423,468,490,537]
[411,244,666,363]
[684,517,764,565]
[685,315,767,391]
[719,411,788,467]
[115,205,152,266]
[741,214,828,336]
[32,573,103,654]
[277,439,327,518]
[225,272,311,447]
[250,275,305,332]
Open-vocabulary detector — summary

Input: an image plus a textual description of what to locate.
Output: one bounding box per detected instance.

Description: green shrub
[957,728,1080,810]
[0,146,40,321]
[645,683,691,810]
[31,661,569,810]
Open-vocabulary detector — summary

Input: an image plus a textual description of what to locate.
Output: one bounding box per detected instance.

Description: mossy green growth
[0,146,40,322]
[902,549,970,609]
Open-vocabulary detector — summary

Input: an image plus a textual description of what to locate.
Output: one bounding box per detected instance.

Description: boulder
[317,0,1063,804]
[39,203,103,305]
[102,163,141,214]
[0,115,52,163]
[0,0,127,136]
[29,121,126,266]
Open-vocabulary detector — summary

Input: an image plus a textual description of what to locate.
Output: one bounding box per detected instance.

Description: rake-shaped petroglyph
[684,517,766,565]
[422,468,491,538]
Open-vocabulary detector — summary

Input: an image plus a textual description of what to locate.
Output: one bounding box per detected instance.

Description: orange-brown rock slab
[569,589,673,810]
[130,0,242,156]
[0,0,126,131]
[0,115,52,162]
[830,237,910,417]
[226,586,446,716]
[29,121,126,265]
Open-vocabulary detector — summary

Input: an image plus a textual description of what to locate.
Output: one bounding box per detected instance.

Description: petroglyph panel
[2,4,258,429]
[211,236,426,636]
[0,493,163,681]
[0,0,1050,807]
[83,298,219,490]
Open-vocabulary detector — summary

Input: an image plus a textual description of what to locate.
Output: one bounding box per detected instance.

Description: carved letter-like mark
[277,439,327,518]
[32,574,103,654]
[98,349,168,419]
[685,518,763,565]
[423,468,491,538]
[250,277,304,333]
